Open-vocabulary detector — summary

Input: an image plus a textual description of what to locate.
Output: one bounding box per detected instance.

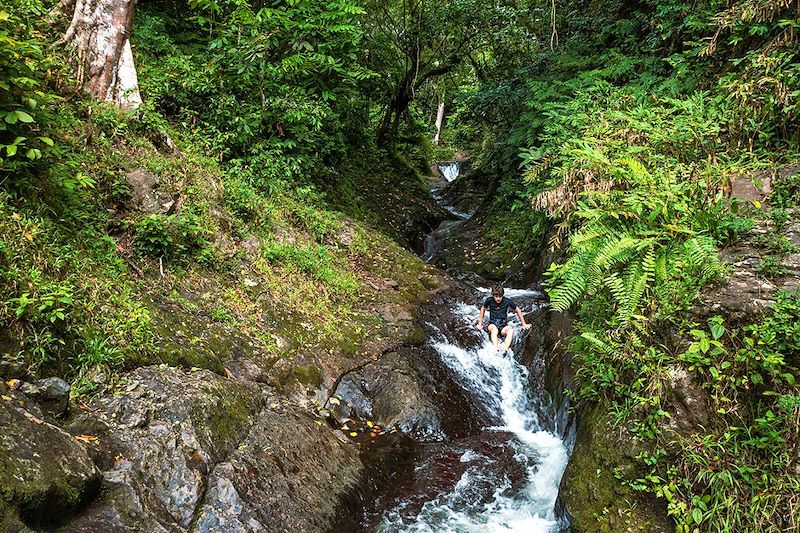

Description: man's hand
[522,324,532,331]
[474,320,483,330]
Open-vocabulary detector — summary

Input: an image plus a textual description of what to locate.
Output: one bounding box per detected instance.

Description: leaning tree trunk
[433,101,445,145]
[60,0,142,109]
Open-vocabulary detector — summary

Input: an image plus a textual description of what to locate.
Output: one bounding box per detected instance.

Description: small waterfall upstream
[438,161,461,182]
[374,288,570,532]
[422,161,472,261]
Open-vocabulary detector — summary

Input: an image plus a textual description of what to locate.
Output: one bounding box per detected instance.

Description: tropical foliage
[0,0,799,529]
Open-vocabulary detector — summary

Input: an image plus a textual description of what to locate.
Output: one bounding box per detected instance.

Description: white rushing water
[378,289,569,532]
[438,162,461,182]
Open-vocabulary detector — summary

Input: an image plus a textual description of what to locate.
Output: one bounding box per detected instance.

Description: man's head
[492,284,504,303]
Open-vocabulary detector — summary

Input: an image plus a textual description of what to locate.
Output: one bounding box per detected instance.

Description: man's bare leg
[502,325,514,351]
[487,324,500,349]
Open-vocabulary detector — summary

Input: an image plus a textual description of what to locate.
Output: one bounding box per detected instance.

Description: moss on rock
[559,402,672,533]
[0,399,101,529]
[192,380,262,457]
[292,364,324,389]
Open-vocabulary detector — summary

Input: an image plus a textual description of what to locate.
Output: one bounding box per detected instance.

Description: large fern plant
[544,156,725,328]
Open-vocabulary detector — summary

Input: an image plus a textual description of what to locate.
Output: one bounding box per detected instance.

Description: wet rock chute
[366,288,571,532]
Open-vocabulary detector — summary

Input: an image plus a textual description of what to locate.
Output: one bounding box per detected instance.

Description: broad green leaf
[15,110,34,123]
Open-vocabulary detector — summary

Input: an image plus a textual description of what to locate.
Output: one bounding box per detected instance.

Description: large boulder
[333,349,446,441]
[0,395,101,531]
[194,405,363,532]
[64,365,364,532]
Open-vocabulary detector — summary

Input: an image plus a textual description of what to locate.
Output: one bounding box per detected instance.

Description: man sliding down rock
[474,284,531,352]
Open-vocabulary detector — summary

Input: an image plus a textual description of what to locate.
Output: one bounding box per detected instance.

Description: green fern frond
[579,331,616,356]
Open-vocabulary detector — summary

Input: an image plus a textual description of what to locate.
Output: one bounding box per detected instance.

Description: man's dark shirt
[483,296,517,326]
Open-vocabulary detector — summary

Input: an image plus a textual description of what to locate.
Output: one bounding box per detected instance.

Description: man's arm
[475,306,486,328]
[516,307,531,330]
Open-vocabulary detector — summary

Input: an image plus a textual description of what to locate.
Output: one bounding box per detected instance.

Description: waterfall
[376,288,569,532]
[438,162,461,182]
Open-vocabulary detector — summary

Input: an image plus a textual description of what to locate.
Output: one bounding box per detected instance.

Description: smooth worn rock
[20,376,71,416]
[333,350,445,441]
[194,408,364,533]
[0,398,100,530]
[64,365,366,533]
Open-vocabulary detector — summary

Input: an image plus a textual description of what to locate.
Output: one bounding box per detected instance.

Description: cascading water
[375,288,570,532]
[423,162,471,261]
[438,162,461,182]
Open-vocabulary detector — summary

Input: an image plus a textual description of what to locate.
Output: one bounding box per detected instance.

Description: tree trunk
[433,101,445,145]
[61,0,142,109]
[376,80,413,146]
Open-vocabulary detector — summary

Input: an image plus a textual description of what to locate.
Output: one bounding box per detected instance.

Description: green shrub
[263,242,357,296]
[135,213,208,259]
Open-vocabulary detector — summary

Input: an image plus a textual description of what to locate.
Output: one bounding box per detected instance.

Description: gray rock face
[0,396,100,530]
[64,365,364,532]
[126,168,169,214]
[20,376,71,416]
[333,350,446,441]
[665,366,710,433]
[700,221,800,323]
[194,408,363,532]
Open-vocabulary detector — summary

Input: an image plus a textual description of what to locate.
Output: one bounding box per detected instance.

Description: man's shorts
[484,320,508,331]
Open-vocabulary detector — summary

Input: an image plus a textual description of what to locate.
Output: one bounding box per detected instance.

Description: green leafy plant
[135,213,208,259]
[0,4,57,171]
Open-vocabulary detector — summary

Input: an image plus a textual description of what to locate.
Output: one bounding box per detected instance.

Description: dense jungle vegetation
[1,0,799,530]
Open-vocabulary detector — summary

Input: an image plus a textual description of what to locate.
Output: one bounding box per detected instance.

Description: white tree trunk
[433,101,445,145]
[62,0,141,109]
[112,38,142,108]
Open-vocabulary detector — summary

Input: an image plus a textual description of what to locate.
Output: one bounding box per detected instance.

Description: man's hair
[491,284,504,297]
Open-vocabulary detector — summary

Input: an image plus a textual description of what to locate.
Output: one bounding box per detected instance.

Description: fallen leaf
[6,379,21,390]
[349,432,358,437]
[75,398,97,413]
[75,434,100,445]
[328,397,340,406]
[11,213,21,221]
[270,403,279,409]
[1,395,11,401]
[341,425,350,430]
[366,421,374,428]
[23,230,32,242]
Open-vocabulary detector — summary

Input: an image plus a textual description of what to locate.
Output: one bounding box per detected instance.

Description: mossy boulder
[63,365,367,532]
[559,402,672,533]
[0,397,101,530]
